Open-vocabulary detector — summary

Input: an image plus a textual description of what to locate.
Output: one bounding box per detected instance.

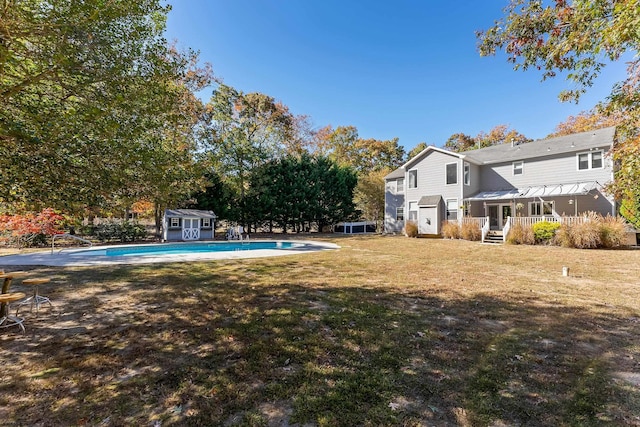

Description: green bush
[532,221,561,243]
[91,220,148,242]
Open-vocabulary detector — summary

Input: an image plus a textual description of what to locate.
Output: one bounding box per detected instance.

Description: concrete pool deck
[0,240,340,267]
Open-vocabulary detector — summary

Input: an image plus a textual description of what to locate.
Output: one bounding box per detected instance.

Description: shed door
[182,218,200,240]
[419,207,437,234]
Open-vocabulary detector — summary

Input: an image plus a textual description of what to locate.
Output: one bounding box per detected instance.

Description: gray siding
[406,150,463,225]
[480,150,613,190]
[406,150,462,201]
[385,178,405,233]
[462,162,482,198]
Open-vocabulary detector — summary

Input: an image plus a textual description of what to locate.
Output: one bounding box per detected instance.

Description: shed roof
[417,195,442,207]
[164,209,217,218]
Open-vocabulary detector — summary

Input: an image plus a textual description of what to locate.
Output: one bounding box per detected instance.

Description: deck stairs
[484,230,504,244]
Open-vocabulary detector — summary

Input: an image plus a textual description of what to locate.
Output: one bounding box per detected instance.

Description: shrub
[506,223,535,245]
[460,222,481,241]
[403,220,418,238]
[93,220,148,243]
[532,221,561,243]
[599,215,627,248]
[441,221,460,239]
[0,208,66,248]
[553,224,574,248]
[569,220,601,249]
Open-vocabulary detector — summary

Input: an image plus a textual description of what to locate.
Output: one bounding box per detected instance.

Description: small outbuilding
[162,209,217,242]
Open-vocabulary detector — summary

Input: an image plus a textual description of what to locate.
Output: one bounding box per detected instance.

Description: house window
[513,161,523,175]
[396,207,404,221]
[578,150,604,170]
[409,201,418,221]
[529,201,554,216]
[397,178,405,193]
[463,162,470,186]
[446,199,458,221]
[446,163,457,185]
[202,218,211,228]
[170,218,180,228]
[408,170,417,189]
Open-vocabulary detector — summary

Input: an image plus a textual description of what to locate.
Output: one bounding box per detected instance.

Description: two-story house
[385,127,616,237]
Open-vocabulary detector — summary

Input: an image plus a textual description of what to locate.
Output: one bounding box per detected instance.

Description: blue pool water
[72,241,303,257]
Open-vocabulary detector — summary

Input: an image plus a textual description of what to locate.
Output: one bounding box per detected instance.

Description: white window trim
[446,198,458,220]
[408,201,418,220]
[397,178,405,194]
[202,218,211,228]
[445,162,458,185]
[463,162,470,186]
[577,150,604,171]
[170,218,180,228]
[396,207,404,221]
[513,161,524,175]
[529,201,555,216]
[408,170,418,189]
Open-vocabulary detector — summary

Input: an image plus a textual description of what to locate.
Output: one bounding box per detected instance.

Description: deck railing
[507,215,590,228]
[481,216,490,243]
[458,216,591,243]
[452,217,490,242]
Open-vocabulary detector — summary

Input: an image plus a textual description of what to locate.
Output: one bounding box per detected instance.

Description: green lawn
[1,236,639,426]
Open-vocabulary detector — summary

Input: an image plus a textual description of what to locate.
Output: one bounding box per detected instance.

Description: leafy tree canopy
[548,104,625,137]
[444,125,531,152]
[406,142,428,160]
[0,0,211,217]
[313,125,404,173]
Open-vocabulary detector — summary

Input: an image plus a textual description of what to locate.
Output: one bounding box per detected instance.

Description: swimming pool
[72,241,304,257]
[0,240,339,266]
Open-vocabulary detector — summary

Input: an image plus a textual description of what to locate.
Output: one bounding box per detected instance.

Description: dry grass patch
[1,236,639,426]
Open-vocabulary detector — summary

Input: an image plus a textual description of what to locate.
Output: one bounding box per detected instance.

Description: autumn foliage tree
[445,125,531,152]
[0,208,65,247]
[548,105,625,137]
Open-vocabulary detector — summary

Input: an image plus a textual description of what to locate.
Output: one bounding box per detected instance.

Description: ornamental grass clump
[441,221,460,239]
[403,220,418,238]
[568,219,601,249]
[506,223,535,245]
[460,222,481,241]
[599,214,627,248]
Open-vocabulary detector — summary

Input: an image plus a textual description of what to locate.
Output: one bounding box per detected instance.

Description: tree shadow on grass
[0,263,639,426]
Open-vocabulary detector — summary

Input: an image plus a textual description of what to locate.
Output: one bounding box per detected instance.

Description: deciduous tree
[444,125,530,152]
[203,84,295,224]
[406,142,428,160]
[0,0,210,220]
[313,125,404,173]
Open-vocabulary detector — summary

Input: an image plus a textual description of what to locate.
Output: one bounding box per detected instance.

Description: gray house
[163,209,217,242]
[385,127,617,237]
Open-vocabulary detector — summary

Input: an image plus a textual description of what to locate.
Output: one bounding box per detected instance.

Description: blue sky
[164,0,628,153]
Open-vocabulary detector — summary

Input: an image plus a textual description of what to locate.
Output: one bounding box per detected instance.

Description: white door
[419,207,437,234]
[182,218,200,240]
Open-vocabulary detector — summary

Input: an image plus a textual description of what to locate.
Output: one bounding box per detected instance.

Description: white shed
[162,209,217,242]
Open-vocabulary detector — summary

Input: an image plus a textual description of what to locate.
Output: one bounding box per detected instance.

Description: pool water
[72,241,303,257]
